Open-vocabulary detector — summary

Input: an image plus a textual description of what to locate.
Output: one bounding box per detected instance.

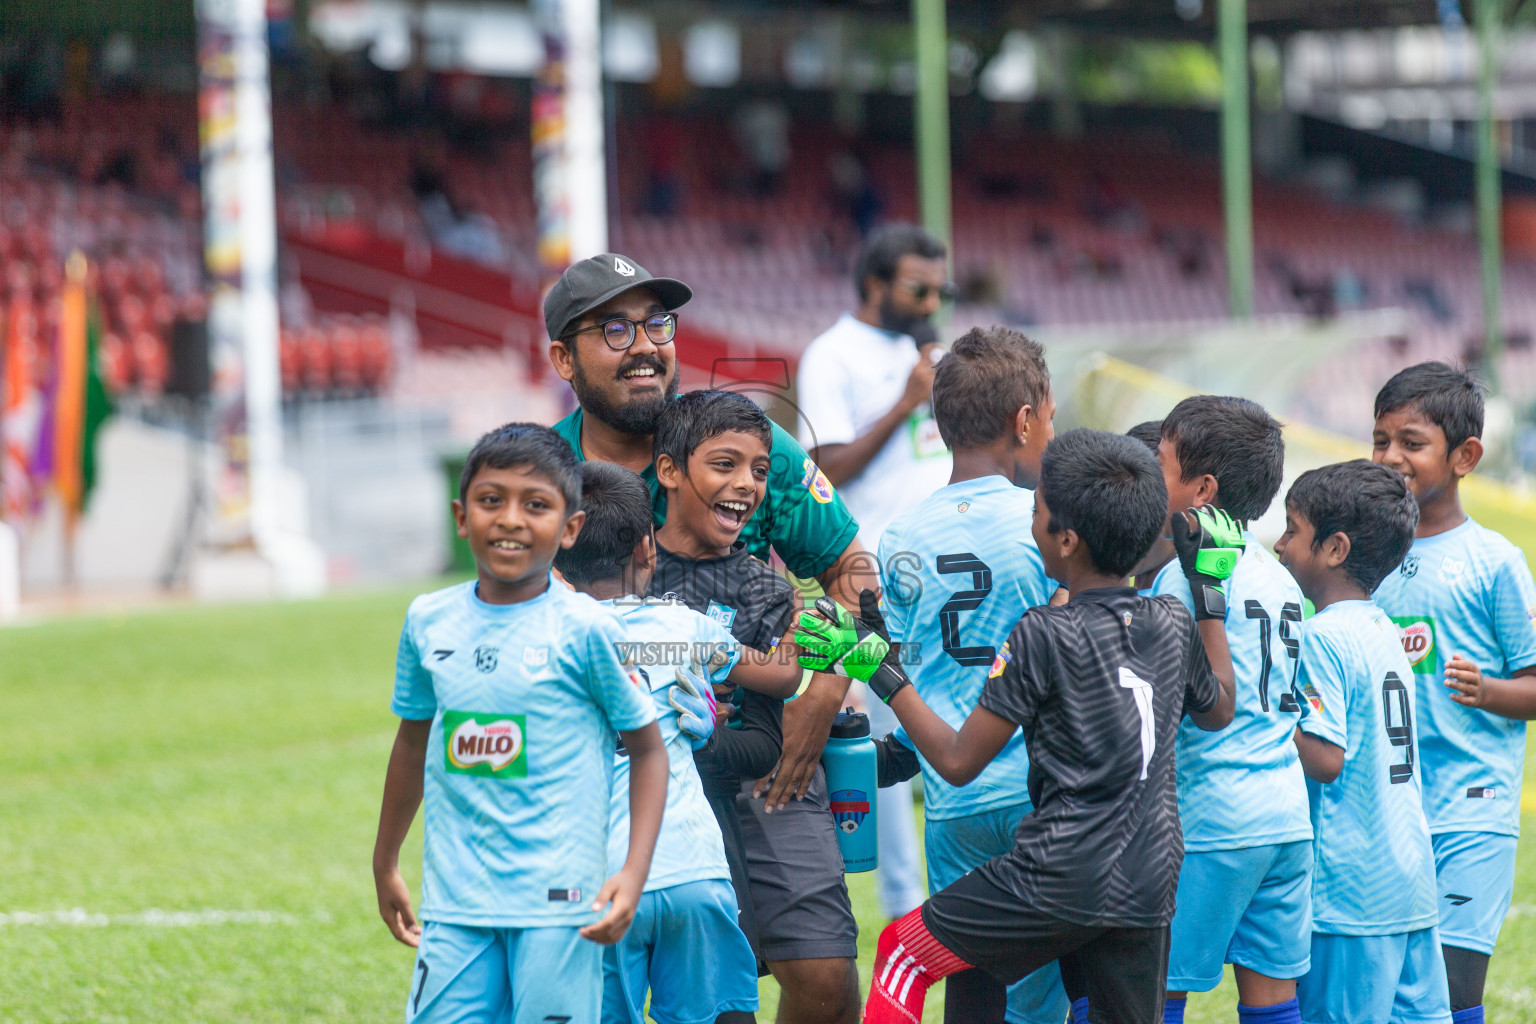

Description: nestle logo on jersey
[444,711,528,778]
[1391,616,1437,671]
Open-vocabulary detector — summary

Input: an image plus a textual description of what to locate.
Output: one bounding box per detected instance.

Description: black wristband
[867,660,912,704]
[1190,580,1227,621]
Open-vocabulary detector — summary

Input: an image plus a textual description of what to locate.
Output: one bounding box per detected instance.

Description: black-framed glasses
[896,279,959,303]
[561,312,678,350]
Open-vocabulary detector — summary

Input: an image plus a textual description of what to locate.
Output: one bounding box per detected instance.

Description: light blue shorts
[1297,929,1452,1024]
[926,802,1070,1024]
[407,920,600,1024]
[1167,841,1313,990]
[1431,830,1519,956]
[602,879,758,1024]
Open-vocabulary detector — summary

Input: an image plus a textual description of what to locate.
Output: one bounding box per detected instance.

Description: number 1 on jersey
[1118,667,1156,780]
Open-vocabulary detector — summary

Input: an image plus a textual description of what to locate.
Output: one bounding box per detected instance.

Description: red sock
[864,908,974,1024]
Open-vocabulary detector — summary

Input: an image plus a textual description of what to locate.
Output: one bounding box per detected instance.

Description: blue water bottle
[822,708,879,873]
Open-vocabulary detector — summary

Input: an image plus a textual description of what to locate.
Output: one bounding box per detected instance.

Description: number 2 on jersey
[936,553,994,667]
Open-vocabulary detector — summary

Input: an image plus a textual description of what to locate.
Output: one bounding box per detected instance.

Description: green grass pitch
[2,586,1534,1022]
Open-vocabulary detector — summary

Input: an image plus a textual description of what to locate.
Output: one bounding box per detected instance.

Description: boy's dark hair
[1039,429,1168,578]
[653,389,773,472]
[931,326,1051,450]
[1127,420,1164,455]
[853,222,947,302]
[1161,395,1284,523]
[1373,361,1485,453]
[553,462,654,585]
[459,422,580,511]
[1286,459,1419,593]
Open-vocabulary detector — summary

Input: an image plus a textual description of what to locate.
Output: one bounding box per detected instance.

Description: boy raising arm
[373,424,667,1024]
[1274,460,1452,1024]
[1151,397,1315,1024]
[801,430,1235,1024]
[1370,363,1536,1023]
[867,325,1069,1024]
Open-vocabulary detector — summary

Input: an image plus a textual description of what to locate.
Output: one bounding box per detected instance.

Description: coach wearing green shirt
[545,253,869,1023]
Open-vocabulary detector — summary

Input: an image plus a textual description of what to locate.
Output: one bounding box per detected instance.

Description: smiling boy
[1369,363,1536,1023]
[646,389,860,1017]
[373,423,669,1024]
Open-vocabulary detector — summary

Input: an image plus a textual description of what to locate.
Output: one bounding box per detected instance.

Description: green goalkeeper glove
[1170,504,1243,621]
[794,591,912,702]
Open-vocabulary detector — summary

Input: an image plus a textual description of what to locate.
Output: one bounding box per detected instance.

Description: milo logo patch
[1392,616,1437,672]
[444,711,527,777]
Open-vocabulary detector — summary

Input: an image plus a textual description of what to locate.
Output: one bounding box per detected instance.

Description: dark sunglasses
[561,312,678,351]
[895,279,959,303]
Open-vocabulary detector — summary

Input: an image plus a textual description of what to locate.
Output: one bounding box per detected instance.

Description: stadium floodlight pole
[913,0,953,264]
[1219,0,1254,319]
[1476,0,1504,391]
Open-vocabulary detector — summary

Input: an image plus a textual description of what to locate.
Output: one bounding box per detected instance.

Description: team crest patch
[1400,555,1419,579]
[956,501,970,513]
[1439,557,1467,582]
[522,646,548,668]
[1392,616,1437,671]
[988,641,1013,679]
[706,600,738,629]
[830,790,870,833]
[444,711,527,777]
[801,458,835,504]
[1304,687,1324,714]
[474,645,499,673]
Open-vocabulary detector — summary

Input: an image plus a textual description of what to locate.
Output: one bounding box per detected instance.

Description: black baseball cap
[543,253,693,341]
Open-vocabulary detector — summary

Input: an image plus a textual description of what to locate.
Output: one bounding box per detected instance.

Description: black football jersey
[648,542,797,797]
[976,587,1220,928]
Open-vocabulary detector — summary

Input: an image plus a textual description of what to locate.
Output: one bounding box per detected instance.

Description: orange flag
[2,291,39,525]
[54,252,89,522]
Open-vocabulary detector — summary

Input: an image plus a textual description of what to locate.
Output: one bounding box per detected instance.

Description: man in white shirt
[794,223,955,919]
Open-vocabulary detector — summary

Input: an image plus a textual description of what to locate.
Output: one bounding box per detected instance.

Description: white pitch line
[0,909,305,927]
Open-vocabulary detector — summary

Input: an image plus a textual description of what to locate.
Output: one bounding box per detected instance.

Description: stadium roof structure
[0,0,1455,41]
[642,0,1452,34]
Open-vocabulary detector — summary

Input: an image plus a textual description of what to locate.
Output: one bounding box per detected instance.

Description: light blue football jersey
[1372,517,1536,837]
[1297,600,1438,935]
[391,579,657,928]
[877,475,1057,820]
[1151,536,1312,851]
[604,597,739,892]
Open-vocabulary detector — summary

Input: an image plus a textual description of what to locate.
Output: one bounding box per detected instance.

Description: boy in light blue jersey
[1368,363,1536,1023]
[373,425,670,1024]
[555,460,761,1024]
[1275,459,1451,1024]
[874,325,1068,1024]
[1151,396,1313,1024]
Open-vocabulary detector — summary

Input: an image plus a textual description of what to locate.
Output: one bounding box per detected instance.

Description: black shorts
[737,765,859,963]
[923,868,1171,1024]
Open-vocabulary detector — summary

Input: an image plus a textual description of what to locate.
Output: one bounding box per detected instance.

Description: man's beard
[878,294,938,347]
[571,355,680,437]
